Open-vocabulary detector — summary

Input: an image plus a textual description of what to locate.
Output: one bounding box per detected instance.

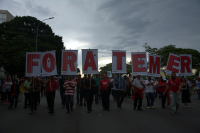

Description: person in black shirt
[59,75,66,108]
[84,74,96,113]
[29,77,41,114]
[79,74,87,106]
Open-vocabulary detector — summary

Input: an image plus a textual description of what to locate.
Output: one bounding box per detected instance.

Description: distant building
[0,10,14,79]
[0,10,14,24]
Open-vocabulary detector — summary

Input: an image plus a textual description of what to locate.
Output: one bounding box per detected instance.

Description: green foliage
[0,16,64,77]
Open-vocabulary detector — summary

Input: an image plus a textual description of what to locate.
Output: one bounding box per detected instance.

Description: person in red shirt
[158,77,167,108]
[163,72,181,115]
[99,74,110,111]
[45,76,59,114]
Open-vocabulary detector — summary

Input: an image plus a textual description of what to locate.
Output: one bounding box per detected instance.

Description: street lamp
[35,17,54,52]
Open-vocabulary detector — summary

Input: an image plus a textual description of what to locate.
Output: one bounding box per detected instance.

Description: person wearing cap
[84,74,96,113]
[24,77,32,108]
[158,77,168,108]
[28,77,41,114]
[94,74,101,104]
[45,76,59,114]
[63,75,75,113]
[99,74,110,111]
[144,76,155,109]
[195,77,200,100]
[3,78,12,104]
[163,72,181,115]
[8,79,20,109]
[132,75,145,111]
[114,74,126,110]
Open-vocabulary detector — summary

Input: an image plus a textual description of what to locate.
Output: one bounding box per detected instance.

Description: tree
[143,44,200,78]
[0,16,65,77]
[0,35,33,78]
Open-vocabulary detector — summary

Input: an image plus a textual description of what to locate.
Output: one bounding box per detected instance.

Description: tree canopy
[0,16,65,77]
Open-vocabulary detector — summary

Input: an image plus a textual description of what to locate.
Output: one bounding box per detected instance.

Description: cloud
[1,0,200,73]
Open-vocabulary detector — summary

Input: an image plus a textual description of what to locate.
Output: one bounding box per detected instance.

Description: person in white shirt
[132,75,145,111]
[145,76,155,109]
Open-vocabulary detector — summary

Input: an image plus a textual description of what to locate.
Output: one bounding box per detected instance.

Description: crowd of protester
[0,73,200,115]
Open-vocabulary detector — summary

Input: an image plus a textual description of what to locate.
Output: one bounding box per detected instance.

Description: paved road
[0,91,200,133]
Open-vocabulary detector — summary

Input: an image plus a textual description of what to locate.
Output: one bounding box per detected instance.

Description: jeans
[41,87,44,97]
[134,92,143,109]
[24,93,30,107]
[30,93,39,111]
[162,93,167,107]
[46,91,55,112]
[10,95,18,108]
[65,95,74,111]
[102,90,110,109]
[197,89,200,100]
[60,90,65,106]
[170,91,180,113]
[86,92,94,111]
[146,92,155,107]
[115,90,124,108]
[95,93,99,102]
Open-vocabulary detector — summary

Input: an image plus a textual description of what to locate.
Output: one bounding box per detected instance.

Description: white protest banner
[166,53,180,76]
[148,54,161,77]
[112,50,127,73]
[25,52,41,77]
[61,50,78,75]
[82,49,98,74]
[107,71,112,77]
[41,50,57,76]
[180,54,192,76]
[131,52,147,76]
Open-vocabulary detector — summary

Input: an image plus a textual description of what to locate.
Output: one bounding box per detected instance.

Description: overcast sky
[1,0,200,73]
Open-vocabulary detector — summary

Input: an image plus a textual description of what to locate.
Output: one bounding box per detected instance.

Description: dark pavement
[0,91,200,133]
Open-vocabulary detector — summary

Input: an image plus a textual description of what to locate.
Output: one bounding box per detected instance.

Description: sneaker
[87,110,91,113]
[138,108,143,111]
[151,106,154,109]
[3,102,6,105]
[147,107,150,109]
[6,102,9,105]
[84,103,86,106]
[118,108,121,111]
[79,103,83,106]
[171,112,175,115]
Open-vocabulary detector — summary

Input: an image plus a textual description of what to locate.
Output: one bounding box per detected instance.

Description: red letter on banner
[149,56,160,74]
[42,53,55,72]
[166,55,180,73]
[62,52,76,71]
[181,56,191,73]
[113,52,125,70]
[27,54,40,73]
[132,54,146,72]
[83,51,97,70]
